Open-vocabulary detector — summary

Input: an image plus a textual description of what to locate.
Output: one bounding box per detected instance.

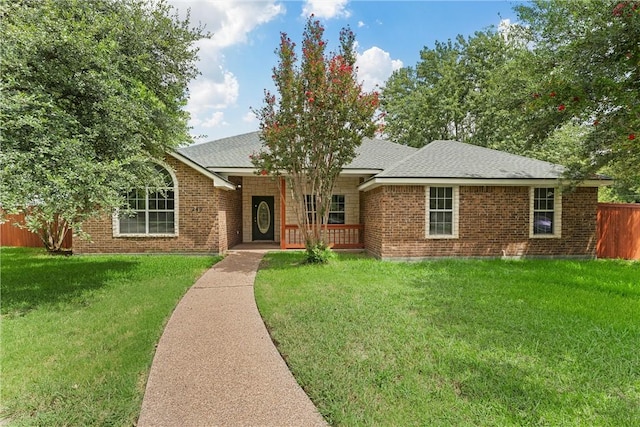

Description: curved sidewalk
[137,248,327,427]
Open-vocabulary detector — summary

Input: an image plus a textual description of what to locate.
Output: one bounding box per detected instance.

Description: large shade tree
[516,0,640,200]
[381,30,532,151]
[252,17,380,262]
[0,0,205,251]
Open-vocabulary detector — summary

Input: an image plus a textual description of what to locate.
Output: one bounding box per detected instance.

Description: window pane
[328,195,345,224]
[429,211,453,235]
[125,189,145,210]
[119,212,146,234]
[148,212,175,234]
[533,188,555,234]
[328,213,345,224]
[444,187,452,198]
[155,164,174,186]
[429,187,454,235]
[331,195,345,211]
[119,164,176,236]
[533,212,553,234]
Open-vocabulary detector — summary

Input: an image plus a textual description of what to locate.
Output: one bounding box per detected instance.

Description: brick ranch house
[75,132,610,259]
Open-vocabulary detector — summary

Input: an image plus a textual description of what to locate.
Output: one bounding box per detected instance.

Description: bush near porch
[255,253,639,426]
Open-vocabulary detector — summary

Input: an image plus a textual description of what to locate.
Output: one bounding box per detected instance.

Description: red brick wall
[363,185,598,259]
[218,176,243,252]
[75,156,234,254]
[362,186,385,257]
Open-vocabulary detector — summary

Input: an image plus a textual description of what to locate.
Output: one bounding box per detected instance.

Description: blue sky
[168,1,524,143]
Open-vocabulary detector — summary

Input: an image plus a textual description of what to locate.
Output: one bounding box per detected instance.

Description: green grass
[255,253,640,426]
[1,247,219,426]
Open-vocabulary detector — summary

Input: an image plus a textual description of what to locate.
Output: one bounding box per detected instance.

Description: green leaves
[0,0,206,250]
[382,0,639,201]
[253,17,380,262]
[382,30,526,150]
[515,0,640,200]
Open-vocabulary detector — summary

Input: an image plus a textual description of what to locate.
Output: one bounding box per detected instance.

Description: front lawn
[1,247,218,426]
[255,253,640,426]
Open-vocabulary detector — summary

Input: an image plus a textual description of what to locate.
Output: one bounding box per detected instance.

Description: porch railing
[282,224,364,249]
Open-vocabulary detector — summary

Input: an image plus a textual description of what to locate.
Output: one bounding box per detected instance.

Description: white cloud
[186,70,239,130]
[202,111,226,128]
[355,46,403,92]
[357,20,365,28]
[168,1,284,136]
[171,1,284,51]
[187,71,239,113]
[242,110,258,124]
[301,0,351,19]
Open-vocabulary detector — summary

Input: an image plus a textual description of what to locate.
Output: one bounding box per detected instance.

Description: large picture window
[305,194,345,224]
[117,164,177,236]
[426,186,459,238]
[531,187,560,237]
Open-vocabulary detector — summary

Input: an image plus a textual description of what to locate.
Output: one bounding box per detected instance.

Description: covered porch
[237,175,365,250]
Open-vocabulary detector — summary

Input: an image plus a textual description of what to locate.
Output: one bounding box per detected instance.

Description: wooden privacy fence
[0,213,73,249]
[597,203,640,260]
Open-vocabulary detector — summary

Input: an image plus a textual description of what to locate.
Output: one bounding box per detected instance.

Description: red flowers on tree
[252,17,380,262]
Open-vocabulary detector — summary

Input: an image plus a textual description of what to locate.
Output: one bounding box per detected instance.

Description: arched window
[116,164,177,236]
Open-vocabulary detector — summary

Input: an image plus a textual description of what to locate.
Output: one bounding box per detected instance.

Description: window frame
[305,194,346,225]
[425,186,459,239]
[113,163,179,237]
[530,187,561,238]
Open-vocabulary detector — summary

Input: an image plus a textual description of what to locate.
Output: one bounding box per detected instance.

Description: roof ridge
[372,141,425,174]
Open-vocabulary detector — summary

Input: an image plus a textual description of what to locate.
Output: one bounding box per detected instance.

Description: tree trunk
[38,214,71,253]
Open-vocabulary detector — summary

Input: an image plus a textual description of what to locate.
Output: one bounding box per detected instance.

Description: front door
[252,196,274,241]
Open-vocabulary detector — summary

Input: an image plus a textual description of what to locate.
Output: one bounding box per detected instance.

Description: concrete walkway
[137,247,327,427]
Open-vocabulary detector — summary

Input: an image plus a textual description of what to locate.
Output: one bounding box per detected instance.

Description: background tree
[382,0,639,201]
[516,0,640,201]
[0,0,205,251]
[382,29,535,152]
[252,17,380,263]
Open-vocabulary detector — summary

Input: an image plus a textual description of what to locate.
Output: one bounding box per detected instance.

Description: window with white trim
[426,186,459,238]
[530,187,561,238]
[117,164,177,236]
[305,194,345,224]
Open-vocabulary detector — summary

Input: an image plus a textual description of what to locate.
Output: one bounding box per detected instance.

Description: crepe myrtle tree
[252,16,381,263]
[0,0,205,252]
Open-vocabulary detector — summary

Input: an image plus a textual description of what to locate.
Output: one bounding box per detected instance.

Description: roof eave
[208,167,382,177]
[168,151,237,190]
[358,177,612,192]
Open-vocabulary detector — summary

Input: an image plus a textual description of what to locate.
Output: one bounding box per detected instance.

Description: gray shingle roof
[178,131,418,170]
[178,133,568,180]
[376,140,566,179]
[348,138,417,170]
[178,132,260,168]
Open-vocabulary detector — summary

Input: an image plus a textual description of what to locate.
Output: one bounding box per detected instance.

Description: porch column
[280,177,286,249]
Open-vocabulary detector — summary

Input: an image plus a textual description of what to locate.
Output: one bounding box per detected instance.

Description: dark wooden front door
[252,196,274,241]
